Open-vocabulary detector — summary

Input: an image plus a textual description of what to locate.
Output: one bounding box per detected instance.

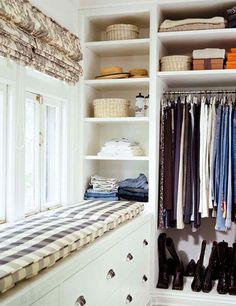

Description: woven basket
[161,55,192,71]
[106,24,139,40]
[93,98,130,118]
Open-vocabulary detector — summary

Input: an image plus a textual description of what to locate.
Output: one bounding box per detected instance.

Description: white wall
[79,0,150,8]
[31,0,79,34]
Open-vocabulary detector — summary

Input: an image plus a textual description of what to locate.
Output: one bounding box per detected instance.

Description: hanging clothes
[158,91,236,232]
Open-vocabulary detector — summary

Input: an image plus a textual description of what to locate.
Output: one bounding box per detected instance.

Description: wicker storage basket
[161,55,192,71]
[93,98,130,118]
[106,24,139,40]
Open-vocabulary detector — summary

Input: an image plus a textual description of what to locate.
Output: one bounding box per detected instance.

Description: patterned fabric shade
[0,0,82,84]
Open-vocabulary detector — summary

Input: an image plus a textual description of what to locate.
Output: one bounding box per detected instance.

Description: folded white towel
[193,48,225,59]
[160,17,225,30]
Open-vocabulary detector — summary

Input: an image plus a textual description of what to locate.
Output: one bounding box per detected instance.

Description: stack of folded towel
[118,173,149,202]
[97,138,144,157]
[84,175,119,201]
[226,48,236,69]
[159,17,225,32]
[192,48,225,70]
[227,6,236,28]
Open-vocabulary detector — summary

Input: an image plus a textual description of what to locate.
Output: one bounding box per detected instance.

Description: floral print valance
[0,0,82,84]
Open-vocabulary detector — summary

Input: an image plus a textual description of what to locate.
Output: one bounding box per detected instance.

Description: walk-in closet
[0,0,236,305]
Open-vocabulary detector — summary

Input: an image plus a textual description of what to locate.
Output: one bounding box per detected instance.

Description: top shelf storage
[84,11,150,42]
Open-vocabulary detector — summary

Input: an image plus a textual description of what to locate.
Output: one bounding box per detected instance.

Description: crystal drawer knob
[126,253,134,261]
[143,239,149,246]
[142,275,148,283]
[106,269,116,279]
[75,296,86,306]
[125,294,133,304]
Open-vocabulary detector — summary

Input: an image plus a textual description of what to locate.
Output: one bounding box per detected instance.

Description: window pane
[0,84,6,221]
[44,104,60,206]
[25,96,39,213]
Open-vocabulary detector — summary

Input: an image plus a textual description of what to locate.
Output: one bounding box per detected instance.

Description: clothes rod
[163,90,236,95]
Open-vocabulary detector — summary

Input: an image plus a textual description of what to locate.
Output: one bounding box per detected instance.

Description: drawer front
[62,243,122,306]
[30,287,59,306]
[103,289,120,306]
[120,221,151,277]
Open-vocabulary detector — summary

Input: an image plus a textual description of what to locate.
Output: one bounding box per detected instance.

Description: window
[0,83,7,222]
[25,92,62,215]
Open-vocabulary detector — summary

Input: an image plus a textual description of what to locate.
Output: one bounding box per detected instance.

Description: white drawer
[103,289,120,306]
[120,221,151,277]
[62,243,122,306]
[30,287,59,306]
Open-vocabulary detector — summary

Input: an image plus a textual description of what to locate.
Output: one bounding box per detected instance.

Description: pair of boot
[156,233,184,290]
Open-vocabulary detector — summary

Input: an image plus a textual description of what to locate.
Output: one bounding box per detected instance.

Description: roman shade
[0,0,82,84]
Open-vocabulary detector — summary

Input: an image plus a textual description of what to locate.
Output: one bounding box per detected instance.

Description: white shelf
[84,117,149,124]
[85,38,150,56]
[154,277,236,306]
[84,155,149,161]
[158,29,236,47]
[84,78,149,90]
[157,70,236,87]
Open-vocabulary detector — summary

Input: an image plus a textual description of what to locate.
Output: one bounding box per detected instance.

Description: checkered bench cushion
[46,200,144,228]
[0,201,144,294]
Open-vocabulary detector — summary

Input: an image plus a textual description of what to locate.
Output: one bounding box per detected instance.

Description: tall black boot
[217,241,229,295]
[166,237,183,290]
[156,233,169,289]
[202,241,218,293]
[228,243,236,295]
[191,240,207,292]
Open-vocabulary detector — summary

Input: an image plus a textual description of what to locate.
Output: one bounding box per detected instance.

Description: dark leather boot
[156,233,169,289]
[166,237,183,290]
[217,242,229,295]
[172,261,184,290]
[167,257,176,276]
[185,259,196,277]
[191,240,206,292]
[202,241,218,293]
[228,243,236,295]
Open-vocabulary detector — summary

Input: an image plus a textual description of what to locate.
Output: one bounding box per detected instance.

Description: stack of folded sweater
[227,6,236,28]
[118,173,149,202]
[192,48,225,70]
[226,48,236,69]
[159,17,225,32]
[97,138,144,157]
[84,175,119,201]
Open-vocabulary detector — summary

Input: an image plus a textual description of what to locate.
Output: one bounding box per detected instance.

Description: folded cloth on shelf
[159,17,225,32]
[85,189,117,197]
[227,19,236,28]
[90,175,119,192]
[159,22,225,32]
[97,138,144,157]
[192,48,225,59]
[118,187,148,199]
[84,196,119,201]
[119,173,148,189]
[227,6,236,16]
[227,13,236,22]
[193,58,224,70]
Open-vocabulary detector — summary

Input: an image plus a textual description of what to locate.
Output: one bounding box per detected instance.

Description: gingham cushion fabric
[46,200,144,228]
[0,201,144,294]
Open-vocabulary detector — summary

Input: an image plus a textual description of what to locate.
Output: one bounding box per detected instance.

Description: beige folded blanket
[193,48,226,59]
[159,22,225,32]
[159,17,225,30]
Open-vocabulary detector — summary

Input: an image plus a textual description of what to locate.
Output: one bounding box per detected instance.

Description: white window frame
[25,92,63,216]
[0,83,7,222]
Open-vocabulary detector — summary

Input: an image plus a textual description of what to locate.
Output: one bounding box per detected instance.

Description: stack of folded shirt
[159,17,225,32]
[118,173,148,202]
[192,48,225,70]
[226,48,236,69]
[97,138,144,157]
[84,175,119,201]
[227,6,236,28]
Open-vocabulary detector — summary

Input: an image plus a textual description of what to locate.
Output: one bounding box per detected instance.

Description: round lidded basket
[93,98,130,118]
[106,24,139,40]
[161,55,192,71]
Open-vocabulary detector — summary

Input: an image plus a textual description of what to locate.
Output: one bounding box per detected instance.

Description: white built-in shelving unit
[78,1,236,305]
